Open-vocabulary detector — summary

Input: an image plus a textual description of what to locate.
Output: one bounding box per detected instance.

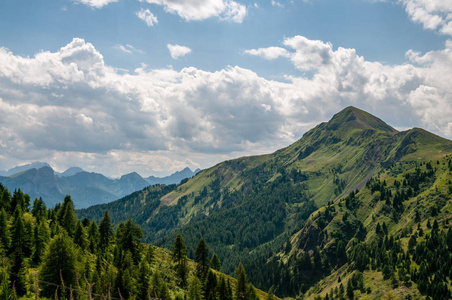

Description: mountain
[0,166,63,204]
[58,167,84,177]
[146,167,201,185]
[0,165,200,208]
[77,106,452,298]
[0,161,51,176]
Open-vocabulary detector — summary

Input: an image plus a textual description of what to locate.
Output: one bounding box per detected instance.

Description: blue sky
[1,0,446,74]
[0,0,452,177]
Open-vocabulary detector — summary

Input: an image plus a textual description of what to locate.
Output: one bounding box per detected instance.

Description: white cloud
[245,47,290,60]
[74,0,118,8]
[271,0,284,8]
[245,35,452,137]
[167,44,192,59]
[136,8,159,26]
[1,37,452,176]
[140,0,246,23]
[115,44,144,54]
[394,0,452,36]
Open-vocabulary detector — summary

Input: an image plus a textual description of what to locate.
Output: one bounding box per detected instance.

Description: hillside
[78,106,452,297]
[258,154,452,299]
[0,184,276,300]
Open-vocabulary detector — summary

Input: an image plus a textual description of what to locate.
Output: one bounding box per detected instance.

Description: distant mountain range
[0,164,200,208]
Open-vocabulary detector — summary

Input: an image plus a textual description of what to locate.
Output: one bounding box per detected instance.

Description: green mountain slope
[77,106,452,297]
[261,154,452,299]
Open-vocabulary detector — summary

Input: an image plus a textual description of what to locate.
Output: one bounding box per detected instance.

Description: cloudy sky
[0,0,451,177]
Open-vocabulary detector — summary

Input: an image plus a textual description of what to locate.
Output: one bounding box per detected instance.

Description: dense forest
[0,184,272,300]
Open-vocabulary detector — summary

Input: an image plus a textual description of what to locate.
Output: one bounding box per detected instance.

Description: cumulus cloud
[245,35,452,135]
[136,8,159,26]
[1,37,452,176]
[140,0,246,23]
[167,44,192,59]
[395,0,452,36]
[74,0,118,8]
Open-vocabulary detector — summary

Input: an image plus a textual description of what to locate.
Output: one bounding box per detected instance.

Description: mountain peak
[59,167,84,177]
[328,106,397,134]
[120,172,143,180]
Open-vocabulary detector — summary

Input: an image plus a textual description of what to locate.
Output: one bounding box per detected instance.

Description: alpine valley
[1,106,452,300]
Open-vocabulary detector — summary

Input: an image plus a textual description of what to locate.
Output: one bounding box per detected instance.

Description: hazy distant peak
[59,167,84,177]
[120,172,144,180]
[5,162,51,177]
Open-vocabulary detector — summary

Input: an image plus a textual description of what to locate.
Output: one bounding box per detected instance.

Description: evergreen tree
[172,234,188,287]
[188,276,203,300]
[116,218,143,263]
[217,275,231,300]
[32,221,49,263]
[235,263,248,300]
[99,210,114,253]
[137,259,151,300]
[144,244,154,264]
[31,197,47,222]
[0,209,9,252]
[73,221,88,250]
[0,185,11,212]
[10,209,27,296]
[210,253,221,271]
[150,272,171,300]
[39,233,79,298]
[59,195,77,237]
[204,270,217,300]
[87,220,99,254]
[195,238,209,280]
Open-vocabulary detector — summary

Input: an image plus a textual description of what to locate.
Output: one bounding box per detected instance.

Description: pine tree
[195,238,209,280]
[217,275,231,300]
[0,186,11,212]
[210,253,221,271]
[39,233,79,297]
[150,272,171,300]
[98,210,114,253]
[73,221,88,250]
[235,263,248,300]
[10,209,27,296]
[0,208,9,252]
[172,234,188,287]
[116,218,143,263]
[204,270,217,300]
[32,221,49,263]
[137,259,151,300]
[31,197,47,222]
[59,195,77,237]
[87,220,99,254]
[188,276,203,300]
